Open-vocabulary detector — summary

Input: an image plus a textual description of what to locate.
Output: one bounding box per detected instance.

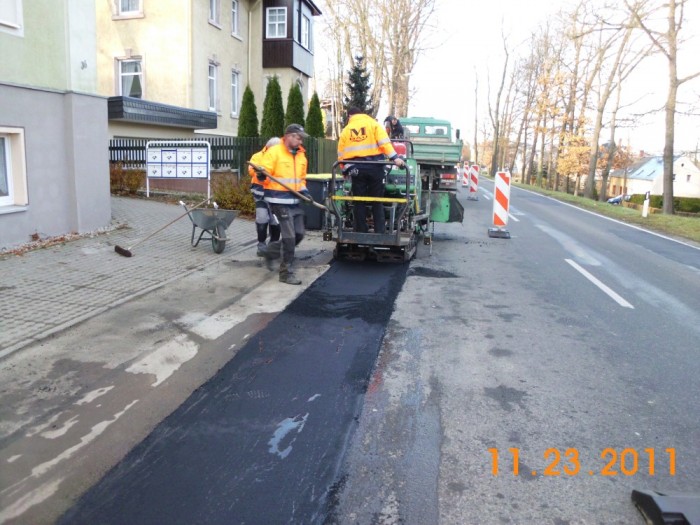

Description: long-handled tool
[247,162,328,211]
[114,197,210,257]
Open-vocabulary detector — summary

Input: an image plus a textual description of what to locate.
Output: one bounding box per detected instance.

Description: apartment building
[1,0,111,249]
[97,0,322,138]
[0,0,321,249]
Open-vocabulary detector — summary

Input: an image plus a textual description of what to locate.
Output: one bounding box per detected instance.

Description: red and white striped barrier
[468,165,479,199]
[461,165,469,186]
[488,171,511,238]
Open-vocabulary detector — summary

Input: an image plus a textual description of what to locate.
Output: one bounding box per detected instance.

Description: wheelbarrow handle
[247,162,328,211]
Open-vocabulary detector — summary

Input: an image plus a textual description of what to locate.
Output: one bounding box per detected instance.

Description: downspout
[249,0,262,85]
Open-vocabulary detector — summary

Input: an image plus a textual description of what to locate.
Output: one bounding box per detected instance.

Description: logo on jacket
[349,127,367,142]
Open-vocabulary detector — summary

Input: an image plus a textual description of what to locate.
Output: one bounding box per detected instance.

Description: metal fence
[109,136,338,174]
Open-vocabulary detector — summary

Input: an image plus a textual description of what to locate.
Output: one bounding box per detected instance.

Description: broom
[114,197,210,257]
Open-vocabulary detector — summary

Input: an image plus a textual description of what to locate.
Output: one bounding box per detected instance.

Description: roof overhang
[108,97,218,130]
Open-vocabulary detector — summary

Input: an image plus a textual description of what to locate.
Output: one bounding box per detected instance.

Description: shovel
[247,162,328,211]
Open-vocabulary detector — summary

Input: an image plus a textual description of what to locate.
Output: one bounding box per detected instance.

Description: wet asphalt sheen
[57,261,408,525]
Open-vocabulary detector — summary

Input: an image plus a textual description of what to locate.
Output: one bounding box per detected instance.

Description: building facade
[1,0,111,250]
[97,0,321,139]
[1,0,321,249]
[609,156,700,199]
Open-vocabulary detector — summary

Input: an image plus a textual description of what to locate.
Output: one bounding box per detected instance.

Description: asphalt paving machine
[324,140,464,262]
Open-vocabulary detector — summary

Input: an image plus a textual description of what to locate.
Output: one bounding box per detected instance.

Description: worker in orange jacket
[248,137,281,256]
[338,107,405,234]
[256,124,310,285]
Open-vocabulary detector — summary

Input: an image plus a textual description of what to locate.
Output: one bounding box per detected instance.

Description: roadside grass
[512,182,700,245]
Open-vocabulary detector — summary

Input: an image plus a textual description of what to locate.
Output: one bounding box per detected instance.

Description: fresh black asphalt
[58,260,408,525]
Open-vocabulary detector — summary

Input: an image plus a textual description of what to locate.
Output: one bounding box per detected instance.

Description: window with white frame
[118,0,141,15]
[0,129,28,208]
[0,0,23,37]
[208,63,218,112]
[209,0,220,25]
[266,7,286,38]
[119,58,143,98]
[0,137,11,204]
[300,14,310,49]
[231,0,239,35]
[231,70,240,116]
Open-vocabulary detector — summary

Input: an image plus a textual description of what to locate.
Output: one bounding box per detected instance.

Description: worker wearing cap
[248,137,281,257]
[338,107,405,234]
[256,124,310,285]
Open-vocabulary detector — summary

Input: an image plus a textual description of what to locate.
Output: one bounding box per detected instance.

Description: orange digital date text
[488,447,676,477]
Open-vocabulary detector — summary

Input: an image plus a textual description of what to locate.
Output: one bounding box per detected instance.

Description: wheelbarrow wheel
[212,223,227,254]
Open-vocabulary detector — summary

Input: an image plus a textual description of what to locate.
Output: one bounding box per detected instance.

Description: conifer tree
[343,56,375,117]
[305,92,325,138]
[285,84,306,129]
[237,85,259,138]
[260,76,285,140]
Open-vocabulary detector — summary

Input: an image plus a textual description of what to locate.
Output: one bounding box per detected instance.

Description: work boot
[279,272,301,285]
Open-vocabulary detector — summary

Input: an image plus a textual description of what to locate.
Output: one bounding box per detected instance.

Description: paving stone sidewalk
[0,196,263,358]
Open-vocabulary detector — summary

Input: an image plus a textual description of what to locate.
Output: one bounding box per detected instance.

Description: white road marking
[40,416,79,439]
[7,455,22,463]
[74,385,114,406]
[126,334,198,386]
[30,400,139,478]
[515,185,700,251]
[565,259,634,309]
[0,479,63,523]
[178,272,319,340]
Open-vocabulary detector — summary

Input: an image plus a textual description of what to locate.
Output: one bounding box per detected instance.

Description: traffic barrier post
[467,165,479,201]
[488,171,511,239]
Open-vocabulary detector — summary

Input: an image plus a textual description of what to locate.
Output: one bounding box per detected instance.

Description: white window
[209,0,220,25]
[266,7,286,38]
[301,14,310,49]
[208,63,218,112]
[0,0,23,37]
[0,129,28,208]
[231,0,239,35]
[118,0,141,15]
[231,70,240,116]
[119,58,143,98]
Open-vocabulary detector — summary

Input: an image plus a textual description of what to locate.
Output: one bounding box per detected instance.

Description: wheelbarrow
[182,202,238,254]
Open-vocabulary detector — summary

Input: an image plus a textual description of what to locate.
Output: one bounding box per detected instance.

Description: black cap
[285,124,308,137]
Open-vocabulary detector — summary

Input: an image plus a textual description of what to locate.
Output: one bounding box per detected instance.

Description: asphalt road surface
[10,178,700,525]
[58,262,408,525]
[331,179,700,524]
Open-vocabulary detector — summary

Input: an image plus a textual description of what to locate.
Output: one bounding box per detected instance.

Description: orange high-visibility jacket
[338,113,399,162]
[259,143,308,205]
[248,147,268,202]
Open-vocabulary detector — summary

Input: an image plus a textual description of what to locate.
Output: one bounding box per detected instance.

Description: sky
[405,0,700,155]
[315,0,700,156]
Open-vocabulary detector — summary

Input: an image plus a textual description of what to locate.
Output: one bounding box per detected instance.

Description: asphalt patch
[58,261,408,525]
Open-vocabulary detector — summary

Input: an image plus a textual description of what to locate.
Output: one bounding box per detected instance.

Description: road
[332,178,700,524]
[3,179,699,524]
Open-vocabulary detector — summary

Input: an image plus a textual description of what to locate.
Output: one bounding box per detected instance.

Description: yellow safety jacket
[338,113,399,162]
[248,148,268,202]
[259,143,308,205]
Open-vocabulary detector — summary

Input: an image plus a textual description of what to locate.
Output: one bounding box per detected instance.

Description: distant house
[608,155,700,198]
[1,0,110,250]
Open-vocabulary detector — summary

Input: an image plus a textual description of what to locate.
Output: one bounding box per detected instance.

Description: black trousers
[351,165,385,234]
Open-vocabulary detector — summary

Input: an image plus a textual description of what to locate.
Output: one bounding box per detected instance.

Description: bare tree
[488,32,510,176]
[584,8,646,199]
[628,0,700,213]
[318,0,438,126]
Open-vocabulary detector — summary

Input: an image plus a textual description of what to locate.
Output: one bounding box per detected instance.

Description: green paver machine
[324,140,464,262]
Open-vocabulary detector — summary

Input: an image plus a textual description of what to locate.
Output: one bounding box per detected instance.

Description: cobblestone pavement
[0,196,296,358]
